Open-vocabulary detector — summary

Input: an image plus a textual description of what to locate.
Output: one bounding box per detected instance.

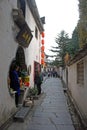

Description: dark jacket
[34,73,42,85]
[10,70,20,95]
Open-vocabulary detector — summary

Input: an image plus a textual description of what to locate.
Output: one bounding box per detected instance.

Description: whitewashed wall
[59,67,63,78]
[68,56,87,122]
[0,0,19,126]
[62,68,67,85]
[25,2,41,87]
[0,0,42,126]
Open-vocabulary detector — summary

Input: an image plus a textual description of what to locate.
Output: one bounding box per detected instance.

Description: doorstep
[14,106,32,122]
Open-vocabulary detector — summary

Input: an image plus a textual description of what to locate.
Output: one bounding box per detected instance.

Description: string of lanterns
[41,32,45,65]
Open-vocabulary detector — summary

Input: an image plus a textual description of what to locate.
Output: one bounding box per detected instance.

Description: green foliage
[49,0,87,67]
[28,87,38,96]
[78,21,87,48]
[69,27,79,57]
[50,30,71,67]
[49,59,61,67]
[50,29,79,67]
[79,0,87,19]
[78,0,87,48]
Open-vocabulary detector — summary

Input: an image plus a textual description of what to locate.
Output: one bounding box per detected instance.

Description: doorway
[16,46,27,71]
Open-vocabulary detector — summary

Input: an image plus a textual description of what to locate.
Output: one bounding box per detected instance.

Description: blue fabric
[10,70,20,95]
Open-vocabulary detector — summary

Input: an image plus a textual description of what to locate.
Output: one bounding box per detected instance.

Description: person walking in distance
[34,71,42,95]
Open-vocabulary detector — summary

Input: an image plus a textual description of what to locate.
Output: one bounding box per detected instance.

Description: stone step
[24,99,34,107]
[14,106,32,122]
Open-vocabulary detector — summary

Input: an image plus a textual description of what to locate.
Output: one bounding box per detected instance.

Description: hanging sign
[16,25,33,47]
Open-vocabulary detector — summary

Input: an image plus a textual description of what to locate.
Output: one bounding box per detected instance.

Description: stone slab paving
[26,78,75,130]
[7,78,75,130]
[14,107,32,122]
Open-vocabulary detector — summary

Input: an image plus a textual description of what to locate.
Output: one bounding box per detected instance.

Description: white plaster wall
[59,67,63,78]
[0,0,19,126]
[25,3,41,87]
[68,56,87,120]
[0,0,42,125]
[62,69,66,84]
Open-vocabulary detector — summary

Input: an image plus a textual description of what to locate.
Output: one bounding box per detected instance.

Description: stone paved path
[7,78,75,130]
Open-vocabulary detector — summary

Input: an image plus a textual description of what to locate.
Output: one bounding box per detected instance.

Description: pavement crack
[49,117,58,130]
[53,112,58,118]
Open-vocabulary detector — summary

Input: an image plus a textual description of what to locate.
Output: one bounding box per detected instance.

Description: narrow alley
[0,1,87,130]
[6,77,83,130]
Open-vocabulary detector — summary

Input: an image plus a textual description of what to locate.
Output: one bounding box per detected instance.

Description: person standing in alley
[9,63,20,107]
[34,71,42,95]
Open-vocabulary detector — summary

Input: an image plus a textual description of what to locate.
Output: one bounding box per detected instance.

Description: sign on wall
[16,25,33,47]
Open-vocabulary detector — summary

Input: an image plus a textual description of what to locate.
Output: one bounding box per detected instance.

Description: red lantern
[41,32,45,38]
[24,82,30,87]
[41,59,44,64]
[41,45,45,51]
[41,52,45,58]
[41,39,44,45]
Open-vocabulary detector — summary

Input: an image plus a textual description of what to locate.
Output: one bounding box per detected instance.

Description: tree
[50,29,79,67]
[78,0,87,48]
[69,26,79,57]
[50,30,70,67]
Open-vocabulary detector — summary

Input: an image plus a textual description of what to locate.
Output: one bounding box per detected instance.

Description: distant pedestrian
[34,71,42,95]
[9,63,20,107]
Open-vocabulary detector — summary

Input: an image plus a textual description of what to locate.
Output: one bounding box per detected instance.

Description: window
[35,27,38,39]
[17,0,26,17]
[77,60,84,84]
[17,0,21,9]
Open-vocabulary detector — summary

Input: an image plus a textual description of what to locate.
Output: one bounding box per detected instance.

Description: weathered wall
[68,56,87,122]
[62,69,67,85]
[25,2,41,87]
[0,0,42,126]
[0,0,18,126]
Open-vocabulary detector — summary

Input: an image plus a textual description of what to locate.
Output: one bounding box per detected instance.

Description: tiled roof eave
[27,0,44,32]
[68,45,87,66]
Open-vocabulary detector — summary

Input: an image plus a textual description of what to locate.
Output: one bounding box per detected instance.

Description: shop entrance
[8,46,27,106]
[16,46,27,71]
[15,46,27,105]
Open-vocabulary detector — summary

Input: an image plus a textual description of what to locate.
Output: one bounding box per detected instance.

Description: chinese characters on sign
[16,25,33,47]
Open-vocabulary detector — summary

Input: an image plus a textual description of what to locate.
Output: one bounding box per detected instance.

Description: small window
[17,0,26,17]
[35,27,38,39]
[17,0,21,8]
[77,60,84,85]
